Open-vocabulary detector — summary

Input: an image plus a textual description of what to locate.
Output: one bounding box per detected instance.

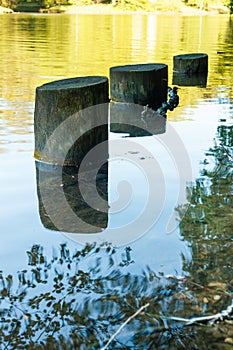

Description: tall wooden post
[34,76,109,166]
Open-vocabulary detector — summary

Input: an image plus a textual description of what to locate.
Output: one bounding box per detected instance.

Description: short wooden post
[110,64,168,110]
[34,76,109,166]
[173,53,208,75]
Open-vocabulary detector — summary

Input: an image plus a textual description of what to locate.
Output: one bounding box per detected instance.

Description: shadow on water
[1,125,233,349]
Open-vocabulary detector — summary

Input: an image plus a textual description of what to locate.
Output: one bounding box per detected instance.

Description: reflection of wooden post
[110,64,168,110]
[36,162,108,233]
[110,102,166,137]
[173,53,208,75]
[34,76,109,165]
[172,72,207,88]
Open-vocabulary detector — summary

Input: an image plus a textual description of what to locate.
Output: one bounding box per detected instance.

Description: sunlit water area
[0,13,233,349]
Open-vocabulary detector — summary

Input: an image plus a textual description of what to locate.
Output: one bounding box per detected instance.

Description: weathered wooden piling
[173,53,208,75]
[110,64,168,110]
[34,76,109,165]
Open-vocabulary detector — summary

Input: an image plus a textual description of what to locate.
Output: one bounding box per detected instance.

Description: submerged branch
[188,299,233,326]
[101,303,150,350]
[158,299,233,329]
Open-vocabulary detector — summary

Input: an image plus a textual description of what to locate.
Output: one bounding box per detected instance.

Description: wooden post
[34,76,109,166]
[110,63,168,110]
[173,53,208,75]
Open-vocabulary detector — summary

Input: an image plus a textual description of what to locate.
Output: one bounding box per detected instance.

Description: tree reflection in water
[178,125,233,286]
[1,126,233,350]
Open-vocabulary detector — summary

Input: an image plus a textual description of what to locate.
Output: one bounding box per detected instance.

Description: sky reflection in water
[0,13,232,279]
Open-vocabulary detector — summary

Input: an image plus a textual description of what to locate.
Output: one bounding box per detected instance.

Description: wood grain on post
[110,63,168,110]
[173,53,208,75]
[34,76,109,165]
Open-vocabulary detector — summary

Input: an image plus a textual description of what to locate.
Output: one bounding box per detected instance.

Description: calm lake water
[0,13,233,349]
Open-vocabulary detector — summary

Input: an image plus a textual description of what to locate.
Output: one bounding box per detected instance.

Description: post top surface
[174,53,208,59]
[38,76,108,90]
[110,63,167,72]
